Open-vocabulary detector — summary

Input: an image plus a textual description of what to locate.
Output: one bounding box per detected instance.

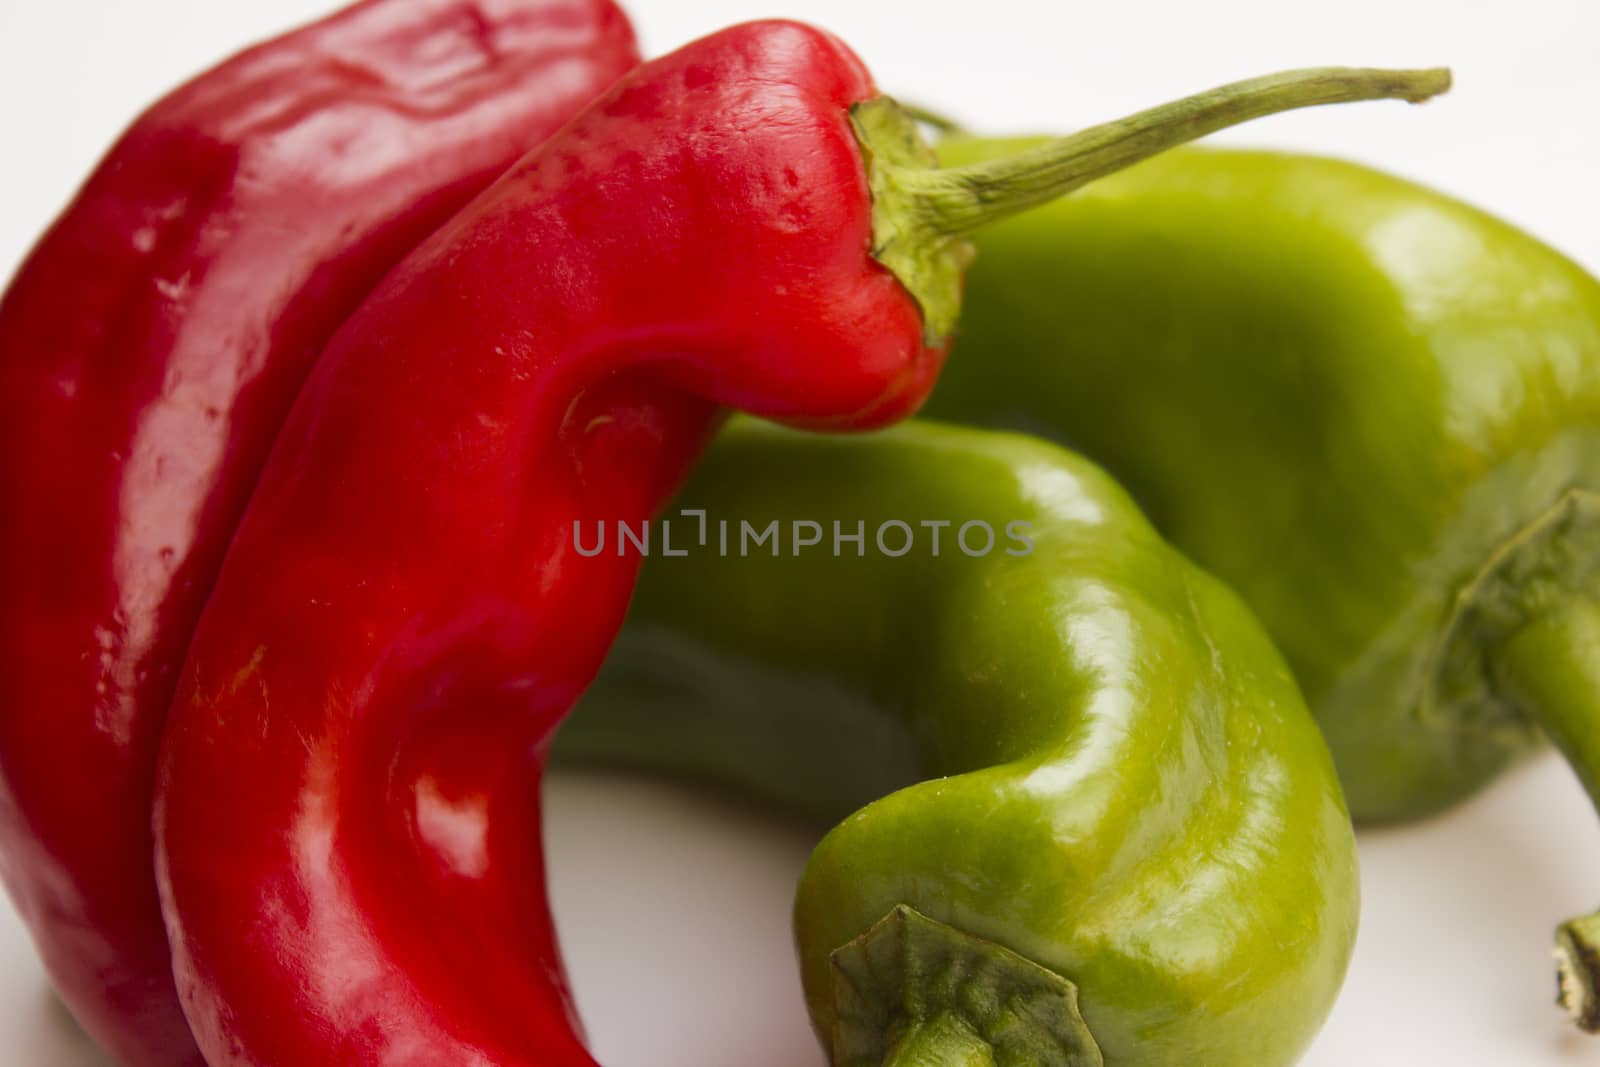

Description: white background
[2,1,1599,1064]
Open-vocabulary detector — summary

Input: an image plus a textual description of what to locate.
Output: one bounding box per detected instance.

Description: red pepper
[150,26,899,1062]
[0,1,637,1063]
[141,22,1449,1065]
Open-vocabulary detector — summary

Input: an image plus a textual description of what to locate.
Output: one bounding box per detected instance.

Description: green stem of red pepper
[907,66,1449,233]
[858,66,1450,340]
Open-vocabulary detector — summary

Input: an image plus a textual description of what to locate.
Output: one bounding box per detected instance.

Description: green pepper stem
[1491,597,1600,1032]
[898,101,968,136]
[882,1015,996,1067]
[899,66,1450,236]
[830,905,1103,1066]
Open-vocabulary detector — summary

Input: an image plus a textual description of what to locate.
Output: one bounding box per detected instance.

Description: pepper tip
[1556,914,1600,1032]
[1405,67,1453,103]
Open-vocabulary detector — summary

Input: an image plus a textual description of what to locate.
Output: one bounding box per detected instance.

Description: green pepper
[559,418,1357,1067]
[921,140,1600,1027]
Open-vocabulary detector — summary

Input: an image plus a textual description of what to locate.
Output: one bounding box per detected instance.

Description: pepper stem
[898,102,968,136]
[852,65,1450,342]
[829,905,1103,1066]
[904,66,1451,235]
[1490,596,1600,1032]
[883,1015,995,1067]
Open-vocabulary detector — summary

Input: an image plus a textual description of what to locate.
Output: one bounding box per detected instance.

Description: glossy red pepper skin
[153,21,938,1064]
[0,1,637,1062]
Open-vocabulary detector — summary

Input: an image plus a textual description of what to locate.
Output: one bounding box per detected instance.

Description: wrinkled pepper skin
[561,419,1359,1066]
[0,1,638,1062]
[926,142,1600,823]
[151,21,967,1065]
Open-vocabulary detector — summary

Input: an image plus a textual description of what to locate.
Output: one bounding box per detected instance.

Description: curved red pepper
[152,21,936,1063]
[0,1,637,1062]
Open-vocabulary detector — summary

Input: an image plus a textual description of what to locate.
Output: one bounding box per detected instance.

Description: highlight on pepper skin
[1,1,1594,1066]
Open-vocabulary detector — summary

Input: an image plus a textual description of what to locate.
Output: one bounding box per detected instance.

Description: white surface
[4,762,1599,1066]
[2,1,1599,1064]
